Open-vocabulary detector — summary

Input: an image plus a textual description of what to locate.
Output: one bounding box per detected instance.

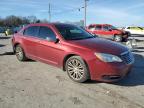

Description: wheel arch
[63,54,76,71]
[13,43,20,53]
[63,54,90,77]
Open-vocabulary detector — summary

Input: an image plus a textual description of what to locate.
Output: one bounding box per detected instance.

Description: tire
[15,45,28,61]
[65,56,89,83]
[113,35,122,42]
[125,38,137,49]
[131,38,137,49]
[127,32,131,37]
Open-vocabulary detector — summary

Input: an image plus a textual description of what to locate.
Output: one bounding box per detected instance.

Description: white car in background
[123,26,144,48]
[123,26,144,35]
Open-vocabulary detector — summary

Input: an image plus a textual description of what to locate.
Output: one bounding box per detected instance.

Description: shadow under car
[115,53,144,86]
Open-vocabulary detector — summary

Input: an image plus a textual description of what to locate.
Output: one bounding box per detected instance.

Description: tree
[40,19,49,23]
[27,16,37,23]
[4,15,22,27]
[21,17,30,25]
[0,15,42,27]
[0,18,4,26]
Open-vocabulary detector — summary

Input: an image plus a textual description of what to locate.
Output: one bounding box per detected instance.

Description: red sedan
[12,23,134,83]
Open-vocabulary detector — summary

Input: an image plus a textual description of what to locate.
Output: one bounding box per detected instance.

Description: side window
[130,27,137,30]
[88,25,95,30]
[130,27,133,29]
[103,26,109,31]
[23,26,39,37]
[38,26,56,40]
[95,25,102,30]
[127,27,130,29]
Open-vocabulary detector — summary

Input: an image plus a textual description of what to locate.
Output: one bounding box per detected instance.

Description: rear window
[95,25,102,30]
[103,26,109,31]
[129,27,142,30]
[88,25,95,30]
[23,26,39,37]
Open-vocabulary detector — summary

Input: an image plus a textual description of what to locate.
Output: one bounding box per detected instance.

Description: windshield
[109,25,118,30]
[138,27,143,30]
[55,24,95,40]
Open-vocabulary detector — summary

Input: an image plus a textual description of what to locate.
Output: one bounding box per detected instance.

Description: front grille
[120,51,134,64]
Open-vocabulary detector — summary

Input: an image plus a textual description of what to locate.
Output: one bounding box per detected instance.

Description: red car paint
[86,24,128,41]
[12,23,134,82]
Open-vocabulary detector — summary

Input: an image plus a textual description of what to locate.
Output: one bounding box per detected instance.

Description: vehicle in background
[0,27,5,33]
[123,26,144,35]
[13,25,28,33]
[86,24,129,42]
[5,28,14,36]
[5,27,22,36]
[0,27,6,36]
[0,25,27,36]
[13,26,22,33]
[12,23,134,83]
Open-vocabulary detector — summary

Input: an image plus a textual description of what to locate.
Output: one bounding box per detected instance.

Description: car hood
[69,38,128,55]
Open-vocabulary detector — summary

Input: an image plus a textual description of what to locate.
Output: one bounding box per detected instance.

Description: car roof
[89,24,112,26]
[26,23,76,27]
[126,26,141,28]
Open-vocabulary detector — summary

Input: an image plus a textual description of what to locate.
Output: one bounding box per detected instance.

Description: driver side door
[36,26,64,66]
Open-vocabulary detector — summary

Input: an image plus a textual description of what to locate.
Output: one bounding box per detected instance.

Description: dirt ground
[0,36,144,108]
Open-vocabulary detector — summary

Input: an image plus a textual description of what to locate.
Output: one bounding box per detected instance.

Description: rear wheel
[15,45,28,61]
[113,35,122,42]
[65,56,89,83]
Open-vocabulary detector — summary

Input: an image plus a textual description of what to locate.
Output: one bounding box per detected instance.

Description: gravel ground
[0,36,144,108]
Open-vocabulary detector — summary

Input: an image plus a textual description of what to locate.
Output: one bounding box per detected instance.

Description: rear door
[36,26,64,66]
[100,25,113,39]
[94,25,103,35]
[101,25,112,35]
[22,26,39,58]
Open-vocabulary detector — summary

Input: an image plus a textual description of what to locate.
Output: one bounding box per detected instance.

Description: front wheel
[15,45,28,61]
[126,38,137,49]
[65,56,90,83]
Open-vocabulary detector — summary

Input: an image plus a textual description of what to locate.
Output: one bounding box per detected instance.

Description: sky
[0,0,144,26]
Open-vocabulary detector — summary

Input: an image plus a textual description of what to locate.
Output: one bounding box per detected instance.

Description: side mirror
[46,37,59,43]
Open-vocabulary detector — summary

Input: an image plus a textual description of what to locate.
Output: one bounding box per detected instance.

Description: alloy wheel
[16,46,23,60]
[67,59,84,80]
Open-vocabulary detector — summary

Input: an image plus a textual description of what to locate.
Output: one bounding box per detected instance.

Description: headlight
[95,53,122,62]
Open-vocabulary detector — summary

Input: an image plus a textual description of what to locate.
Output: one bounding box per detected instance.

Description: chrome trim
[120,50,129,55]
